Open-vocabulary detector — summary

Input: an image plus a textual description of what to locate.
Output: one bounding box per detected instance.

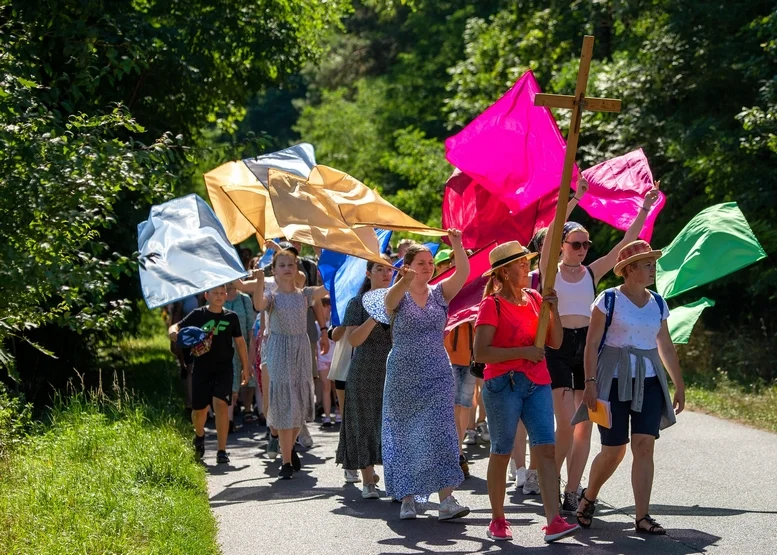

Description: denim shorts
[482,371,555,455]
[452,364,476,408]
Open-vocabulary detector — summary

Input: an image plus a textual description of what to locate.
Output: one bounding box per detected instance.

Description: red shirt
[474,291,550,384]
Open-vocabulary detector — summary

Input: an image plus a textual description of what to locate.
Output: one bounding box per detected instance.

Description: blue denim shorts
[452,364,476,408]
[482,371,555,455]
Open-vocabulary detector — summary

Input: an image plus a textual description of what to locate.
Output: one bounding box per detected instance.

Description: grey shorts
[452,364,476,408]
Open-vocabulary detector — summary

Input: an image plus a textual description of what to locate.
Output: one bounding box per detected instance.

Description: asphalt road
[205,410,777,554]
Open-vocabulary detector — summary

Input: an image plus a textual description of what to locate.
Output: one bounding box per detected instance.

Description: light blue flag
[391,242,441,284]
[137,194,249,309]
[319,229,393,326]
[243,143,316,188]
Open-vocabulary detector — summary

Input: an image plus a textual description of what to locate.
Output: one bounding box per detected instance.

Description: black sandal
[635,515,666,535]
[576,488,596,528]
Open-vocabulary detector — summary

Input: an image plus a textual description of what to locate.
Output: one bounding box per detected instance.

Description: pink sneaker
[487,518,513,541]
[543,515,580,543]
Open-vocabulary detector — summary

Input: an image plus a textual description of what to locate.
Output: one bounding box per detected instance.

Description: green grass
[0,307,221,555]
[686,380,777,433]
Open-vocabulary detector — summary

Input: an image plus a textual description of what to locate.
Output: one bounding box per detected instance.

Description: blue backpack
[598,288,665,353]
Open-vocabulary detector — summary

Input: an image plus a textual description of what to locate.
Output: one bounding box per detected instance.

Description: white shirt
[592,287,669,378]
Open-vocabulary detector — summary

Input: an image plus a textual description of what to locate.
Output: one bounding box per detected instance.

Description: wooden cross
[533,35,622,349]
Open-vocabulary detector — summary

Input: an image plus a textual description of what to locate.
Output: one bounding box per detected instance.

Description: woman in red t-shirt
[473,241,579,544]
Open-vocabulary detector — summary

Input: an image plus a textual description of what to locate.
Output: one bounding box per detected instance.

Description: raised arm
[657,320,685,414]
[385,267,414,315]
[589,186,659,282]
[251,270,268,312]
[540,175,588,278]
[441,229,469,302]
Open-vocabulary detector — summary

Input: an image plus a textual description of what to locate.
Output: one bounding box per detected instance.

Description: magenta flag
[445,71,573,212]
[579,149,665,241]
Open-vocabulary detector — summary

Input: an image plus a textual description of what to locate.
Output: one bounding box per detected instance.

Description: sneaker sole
[362,493,380,499]
[400,512,417,520]
[522,489,541,495]
[487,530,512,541]
[544,524,581,543]
[439,507,470,521]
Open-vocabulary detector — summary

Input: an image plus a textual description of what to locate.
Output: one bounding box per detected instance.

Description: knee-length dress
[263,288,315,430]
[336,293,391,470]
[381,283,464,499]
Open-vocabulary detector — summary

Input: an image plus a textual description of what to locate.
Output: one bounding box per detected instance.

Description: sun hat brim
[482,251,537,278]
[614,250,662,277]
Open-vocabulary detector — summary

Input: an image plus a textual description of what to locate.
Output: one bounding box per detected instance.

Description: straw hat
[613,240,662,277]
[483,241,537,277]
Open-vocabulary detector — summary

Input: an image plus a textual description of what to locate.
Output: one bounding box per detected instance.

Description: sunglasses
[564,240,593,251]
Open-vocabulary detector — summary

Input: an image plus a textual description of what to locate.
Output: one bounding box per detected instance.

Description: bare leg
[241,386,255,415]
[278,427,300,464]
[192,407,208,437]
[476,380,487,425]
[566,392,593,493]
[487,453,511,519]
[552,387,576,474]
[534,444,561,526]
[320,369,331,419]
[454,405,470,455]
[228,392,237,422]
[438,486,454,503]
[631,434,656,521]
[213,398,230,451]
[511,421,527,468]
[468,382,479,430]
[360,465,375,484]
[577,444,628,526]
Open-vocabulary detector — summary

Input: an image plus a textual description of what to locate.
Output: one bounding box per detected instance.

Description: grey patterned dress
[263,287,315,430]
[336,293,391,470]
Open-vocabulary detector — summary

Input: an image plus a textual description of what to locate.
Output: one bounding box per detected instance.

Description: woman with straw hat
[473,241,580,543]
[572,240,685,535]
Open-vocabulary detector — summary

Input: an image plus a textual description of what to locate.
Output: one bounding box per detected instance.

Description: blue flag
[391,242,441,284]
[137,194,249,309]
[319,229,393,326]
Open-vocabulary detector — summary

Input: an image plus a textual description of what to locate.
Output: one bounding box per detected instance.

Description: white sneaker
[463,429,477,445]
[400,499,417,520]
[508,458,517,481]
[438,494,470,521]
[362,483,380,499]
[344,469,361,483]
[297,422,314,449]
[514,466,527,489]
[522,469,540,495]
[477,421,490,442]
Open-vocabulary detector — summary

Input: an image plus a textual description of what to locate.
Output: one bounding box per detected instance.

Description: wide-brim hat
[483,241,537,277]
[614,240,662,277]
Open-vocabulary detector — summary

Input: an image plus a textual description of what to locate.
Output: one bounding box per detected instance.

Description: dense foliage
[0,0,350,395]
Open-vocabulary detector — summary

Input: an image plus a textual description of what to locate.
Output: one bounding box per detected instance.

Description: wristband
[585,377,597,384]
[641,206,649,212]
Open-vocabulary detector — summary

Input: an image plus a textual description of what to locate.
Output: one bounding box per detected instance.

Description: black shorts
[334,380,346,391]
[191,366,233,410]
[546,327,588,390]
[599,377,664,446]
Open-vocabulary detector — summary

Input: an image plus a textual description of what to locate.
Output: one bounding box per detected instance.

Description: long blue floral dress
[380,283,464,500]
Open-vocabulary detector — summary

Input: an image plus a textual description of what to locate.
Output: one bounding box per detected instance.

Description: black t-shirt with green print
[178,307,242,371]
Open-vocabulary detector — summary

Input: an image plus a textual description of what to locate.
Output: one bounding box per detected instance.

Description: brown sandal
[635,515,666,535]
[576,488,596,528]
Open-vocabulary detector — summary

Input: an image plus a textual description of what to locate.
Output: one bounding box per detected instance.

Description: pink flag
[579,149,665,241]
[445,71,573,212]
[442,169,557,250]
[430,242,496,334]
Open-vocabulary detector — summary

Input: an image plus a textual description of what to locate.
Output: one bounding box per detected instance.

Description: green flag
[668,297,715,344]
[656,202,767,298]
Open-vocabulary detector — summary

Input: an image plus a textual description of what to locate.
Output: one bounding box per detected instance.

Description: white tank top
[555,265,595,317]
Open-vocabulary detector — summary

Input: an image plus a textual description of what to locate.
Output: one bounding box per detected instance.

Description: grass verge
[0,308,221,555]
[686,380,777,433]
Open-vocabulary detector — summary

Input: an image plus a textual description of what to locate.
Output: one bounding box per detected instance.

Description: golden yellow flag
[267,169,391,266]
[203,161,283,244]
[308,165,446,236]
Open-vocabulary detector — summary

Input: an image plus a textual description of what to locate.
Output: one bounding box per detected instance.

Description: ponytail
[358,276,372,295]
[482,274,500,299]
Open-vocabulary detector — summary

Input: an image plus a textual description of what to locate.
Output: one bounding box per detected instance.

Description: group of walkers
[166,177,685,544]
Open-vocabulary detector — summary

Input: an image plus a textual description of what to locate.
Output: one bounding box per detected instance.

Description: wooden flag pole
[533,35,622,348]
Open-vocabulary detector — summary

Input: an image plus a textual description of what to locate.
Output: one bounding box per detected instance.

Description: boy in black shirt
[169,285,250,464]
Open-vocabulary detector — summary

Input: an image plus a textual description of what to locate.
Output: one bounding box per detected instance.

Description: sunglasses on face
[564,240,593,251]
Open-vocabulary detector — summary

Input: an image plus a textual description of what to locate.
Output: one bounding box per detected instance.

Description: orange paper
[588,399,612,429]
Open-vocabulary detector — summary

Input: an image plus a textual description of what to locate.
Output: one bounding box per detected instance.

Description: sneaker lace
[492,518,509,534]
